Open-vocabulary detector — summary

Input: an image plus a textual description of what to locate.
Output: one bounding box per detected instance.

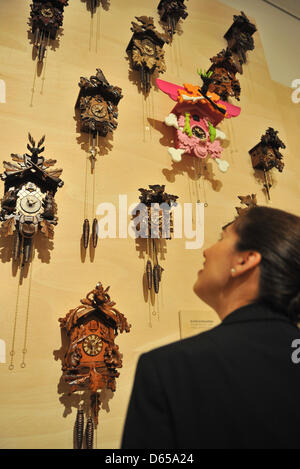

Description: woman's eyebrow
[221,221,234,231]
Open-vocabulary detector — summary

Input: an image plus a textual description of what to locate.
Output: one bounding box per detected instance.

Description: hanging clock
[137,185,178,296]
[29,0,69,63]
[126,16,169,93]
[75,68,123,250]
[0,133,63,265]
[224,11,257,74]
[207,48,241,102]
[59,282,131,449]
[157,0,188,38]
[156,70,241,170]
[249,127,285,200]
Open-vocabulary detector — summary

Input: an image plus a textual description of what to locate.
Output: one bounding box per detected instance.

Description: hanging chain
[20,245,35,368]
[40,32,50,95]
[8,272,22,371]
[8,240,34,370]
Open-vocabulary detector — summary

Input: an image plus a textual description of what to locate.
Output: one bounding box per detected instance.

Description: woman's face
[193,222,240,306]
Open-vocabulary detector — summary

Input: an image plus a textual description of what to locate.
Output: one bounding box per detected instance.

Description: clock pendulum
[75,69,123,252]
[0,133,64,369]
[59,282,131,449]
[82,0,103,53]
[249,128,285,201]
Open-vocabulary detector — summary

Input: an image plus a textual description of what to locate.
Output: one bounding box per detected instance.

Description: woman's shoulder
[141,323,223,363]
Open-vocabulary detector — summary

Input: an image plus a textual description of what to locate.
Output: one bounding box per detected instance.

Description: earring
[231,268,236,274]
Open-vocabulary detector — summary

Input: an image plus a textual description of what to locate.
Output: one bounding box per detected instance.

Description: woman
[121,206,300,449]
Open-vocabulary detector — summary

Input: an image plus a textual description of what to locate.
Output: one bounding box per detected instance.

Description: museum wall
[0,0,299,449]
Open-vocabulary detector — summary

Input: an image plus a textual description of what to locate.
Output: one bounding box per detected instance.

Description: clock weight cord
[8,239,35,371]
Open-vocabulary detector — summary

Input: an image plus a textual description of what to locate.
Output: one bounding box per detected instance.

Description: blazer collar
[221,301,295,326]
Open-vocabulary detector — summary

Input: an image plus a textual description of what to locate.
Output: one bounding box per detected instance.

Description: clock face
[192,126,207,140]
[141,39,155,56]
[20,194,42,214]
[91,102,107,119]
[41,7,54,18]
[16,185,44,216]
[82,334,103,357]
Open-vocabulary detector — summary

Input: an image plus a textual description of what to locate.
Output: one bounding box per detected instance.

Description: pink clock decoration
[156,71,241,173]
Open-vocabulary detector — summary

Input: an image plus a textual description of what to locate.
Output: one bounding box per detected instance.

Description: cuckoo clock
[137,185,178,295]
[0,133,63,265]
[224,11,257,74]
[75,68,123,250]
[207,49,241,102]
[30,0,69,62]
[156,70,241,171]
[157,0,188,38]
[126,16,169,93]
[249,127,285,200]
[59,282,131,448]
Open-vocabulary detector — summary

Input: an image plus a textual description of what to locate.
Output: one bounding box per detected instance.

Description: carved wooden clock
[207,49,241,102]
[75,68,123,250]
[30,0,69,62]
[157,0,188,38]
[59,282,131,449]
[0,133,63,265]
[137,185,178,295]
[249,127,285,200]
[126,16,169,93]
[224,11,257,74]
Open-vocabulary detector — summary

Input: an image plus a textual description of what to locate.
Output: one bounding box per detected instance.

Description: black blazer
[121,302,300,449]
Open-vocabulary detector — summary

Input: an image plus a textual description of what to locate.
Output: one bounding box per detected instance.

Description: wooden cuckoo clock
[224,11,257,74]
[207,49,241,102]
[156,70,241,170]
[59,282,131,449]
[157,0,188,38]
[249,127,285,200]
[75,68,123,250]
[126,16,169,93]
[0,133,63,265]
[29,0,69,63]
[137,185,178,295]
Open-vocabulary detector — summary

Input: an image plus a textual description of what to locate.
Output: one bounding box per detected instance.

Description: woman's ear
[232,251,262,276]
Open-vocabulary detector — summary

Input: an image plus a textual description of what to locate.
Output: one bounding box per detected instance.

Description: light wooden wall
[0,0,299,449]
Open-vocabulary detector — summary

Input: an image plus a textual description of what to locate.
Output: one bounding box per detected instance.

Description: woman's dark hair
[234,206,300,323]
